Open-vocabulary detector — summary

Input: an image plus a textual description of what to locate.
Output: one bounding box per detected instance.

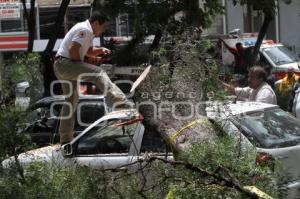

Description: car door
[71,120,144,169]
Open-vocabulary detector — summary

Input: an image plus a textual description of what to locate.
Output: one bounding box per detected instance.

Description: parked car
[259,43,300,79]
[25,95,108,146]
[206,101,300,199]
[4,101,300,198]
[5,109,171,170]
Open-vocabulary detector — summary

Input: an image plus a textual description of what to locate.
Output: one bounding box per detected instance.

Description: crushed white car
[2,109,172,170]
[207,101,300,199]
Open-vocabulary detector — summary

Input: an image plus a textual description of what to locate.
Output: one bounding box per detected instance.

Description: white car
[3,101,300,198]
[3,109,172,170]
[259,43,300,79]
[206,101,300,199]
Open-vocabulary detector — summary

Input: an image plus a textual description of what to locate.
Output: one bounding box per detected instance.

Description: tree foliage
[0,136,279,199]
[93,0,224,65]
[0,53,43,104]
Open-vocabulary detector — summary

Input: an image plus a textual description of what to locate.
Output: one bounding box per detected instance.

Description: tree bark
[27,0,35,52]
[41,0,70,97]
[149,29,162,51]
[250,13,273,67]
[21,0,35,52]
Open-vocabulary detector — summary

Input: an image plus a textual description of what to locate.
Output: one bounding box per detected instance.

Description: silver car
[207,101,300,198]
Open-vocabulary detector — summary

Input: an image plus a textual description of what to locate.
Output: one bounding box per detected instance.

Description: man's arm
[220,80,236,95]
[69,41,82,61]
[85,47,111,64]
[220,80,251,100]
[219,39,238,55]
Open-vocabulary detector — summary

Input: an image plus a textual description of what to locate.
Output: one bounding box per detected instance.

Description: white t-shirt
[235,82,277,105]
[56,20,94,61]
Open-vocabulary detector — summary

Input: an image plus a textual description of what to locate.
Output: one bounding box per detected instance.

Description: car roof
[31,95,105,108]
[206,101,278,119]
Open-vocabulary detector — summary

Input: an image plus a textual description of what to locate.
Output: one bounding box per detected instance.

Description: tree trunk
[41,0,70,97]
[149,29,162,51]
[27,0,35,52]
[21,0,35,52]
[250,13,273,67]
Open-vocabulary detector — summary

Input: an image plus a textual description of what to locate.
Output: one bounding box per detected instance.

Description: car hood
[2,145,61,168]
[273,62,300,72]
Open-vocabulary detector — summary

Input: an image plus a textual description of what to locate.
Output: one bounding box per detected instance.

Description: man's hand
[87,47,111,57]
[98,47,111,55]
[220,80,236,95]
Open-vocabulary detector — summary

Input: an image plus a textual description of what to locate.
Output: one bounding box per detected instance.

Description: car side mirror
[62,143,73,157]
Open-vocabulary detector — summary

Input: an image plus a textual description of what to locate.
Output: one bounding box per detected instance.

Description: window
[235,108,300,148]
[75,120,138,155]
[140,129,170,153]
[39,6,90,39]
[75,102,106,130]
[67,6,91,30]
[39,7,65,39]
[258,52,271,68]
[1,20,23,32]
[262,46,298,65]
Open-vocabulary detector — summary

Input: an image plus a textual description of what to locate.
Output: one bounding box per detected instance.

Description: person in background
[265,65,276,89]
[287,78,300,116]
[221,66,277,105]
[54,12,132,144]
[219,39,253,76]
[276,67,299,110]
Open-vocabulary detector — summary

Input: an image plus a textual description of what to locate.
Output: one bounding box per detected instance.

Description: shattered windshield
[76,119,139,155]
[262,46,298,65]
[234,108,300,148]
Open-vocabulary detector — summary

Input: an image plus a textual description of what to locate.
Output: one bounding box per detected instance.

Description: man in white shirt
[54,12,131,144]
[222,66,277,105]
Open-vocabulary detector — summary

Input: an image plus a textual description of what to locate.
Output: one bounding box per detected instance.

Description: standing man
[221,66,277,105]
[54,12,131,144]
[277,67,299,110]
[220,39,253,75]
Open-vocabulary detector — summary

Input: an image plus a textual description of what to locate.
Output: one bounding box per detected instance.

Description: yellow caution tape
[170,118,209,142]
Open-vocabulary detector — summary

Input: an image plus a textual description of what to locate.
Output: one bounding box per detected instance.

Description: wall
[225,1,244,34]
[278,0,300,57]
